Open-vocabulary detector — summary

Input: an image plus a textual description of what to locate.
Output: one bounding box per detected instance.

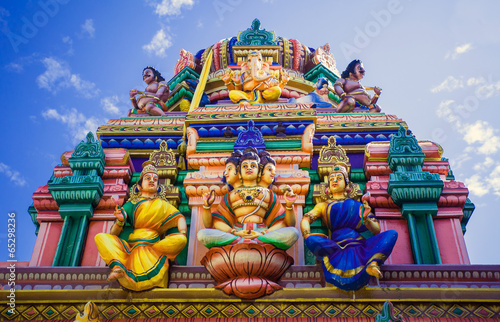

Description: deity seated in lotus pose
[129,66,169,116]
[95,162,187,291]
[223,51,289,107]
[301,163,398,291]
[334,59,382,113]
[198,147,298,249]
[197,148,299,299]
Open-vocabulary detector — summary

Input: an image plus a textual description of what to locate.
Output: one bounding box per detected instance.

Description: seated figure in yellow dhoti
[95,162,187,291]
[223,51,289,107]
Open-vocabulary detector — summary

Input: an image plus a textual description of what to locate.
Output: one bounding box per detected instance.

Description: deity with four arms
[197,147,299,250]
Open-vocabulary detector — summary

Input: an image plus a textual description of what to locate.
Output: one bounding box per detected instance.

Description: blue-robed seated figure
[300,163,397,291]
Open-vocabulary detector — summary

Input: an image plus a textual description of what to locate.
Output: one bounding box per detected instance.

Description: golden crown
[329,162,349,184]
[140,161,158,179]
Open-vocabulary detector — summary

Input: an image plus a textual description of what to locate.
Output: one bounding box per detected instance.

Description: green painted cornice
[48,182,104,210]
[388,180,443,205]
[69,132,105,175]
[304,63,339,82]
[350,168,366,183]
[388,126,425,170]
[28,204,39,235]
[461,198,475,234]
[168,67,200,91]
[166,86,194,109]
[235,19,276,46]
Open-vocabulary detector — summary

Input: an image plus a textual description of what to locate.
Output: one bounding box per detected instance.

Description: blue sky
[1,0,500,265]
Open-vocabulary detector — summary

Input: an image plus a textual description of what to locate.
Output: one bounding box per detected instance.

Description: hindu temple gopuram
[1,19,499,321]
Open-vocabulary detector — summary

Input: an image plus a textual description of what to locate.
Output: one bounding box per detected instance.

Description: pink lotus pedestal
[201,243,294,299]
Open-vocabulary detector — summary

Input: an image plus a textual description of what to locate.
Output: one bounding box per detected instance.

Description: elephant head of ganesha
[241,51,275,83]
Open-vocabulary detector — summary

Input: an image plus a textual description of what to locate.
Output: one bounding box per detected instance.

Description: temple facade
[1,19,499,321]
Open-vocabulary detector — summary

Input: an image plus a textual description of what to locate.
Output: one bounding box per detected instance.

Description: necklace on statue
[236,186,263,203]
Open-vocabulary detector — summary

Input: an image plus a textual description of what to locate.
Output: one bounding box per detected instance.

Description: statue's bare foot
[369,104,381,113]
[238,101,251,108]
[107,268,124,282]
[366,261,382,278]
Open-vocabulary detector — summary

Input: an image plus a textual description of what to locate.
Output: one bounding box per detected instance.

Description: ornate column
[387,126,444,264]
[48,133,105,266]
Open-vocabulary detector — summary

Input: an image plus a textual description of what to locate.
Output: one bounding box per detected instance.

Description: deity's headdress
[329,162,349,186]
[140,161,158,180]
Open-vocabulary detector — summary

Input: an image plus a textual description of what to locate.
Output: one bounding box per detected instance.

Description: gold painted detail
[282,38,290,69]
[323,253,387,278]
[236,186,264,203]
[233,47,280,63]
[74,301,101,322]
[313,181,362,204]
[148,140,179,182]
[317,136,351,181]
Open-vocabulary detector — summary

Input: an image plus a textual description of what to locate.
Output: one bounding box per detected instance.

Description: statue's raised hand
[203,190,216,207]
[280,69,289,85]
[361,193,371,219]
[282,185,297,207]
[231,71,241,84]
[222,69,232,85]
[114,205,125,223]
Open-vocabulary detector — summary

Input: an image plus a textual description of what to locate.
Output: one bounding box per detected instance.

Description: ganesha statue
[223,51,288,107]
[197,147,299,299]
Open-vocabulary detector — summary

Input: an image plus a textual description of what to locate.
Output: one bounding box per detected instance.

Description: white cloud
[435,99,466,129]
[445,43,473,60]
[62,36,74,55]
[431,76,464,93]
[154,0,194,16]
[62,36,73,44]
[42,108,103,144]
[197,20,203,28]
[475,81,500,100]
[101,95,123,115]
[473,157,494,171]
[36,57,99,98]
[460,121,500,155]
[81,19,95,38]
[4,53,37,73]
[464,174,489,197]
[5,62,23,72]
[143,29,172,58]
[465,162,500,198]
[0,162,27,187]
[488,165,500,196]
[467,77,485,86]
[0,7,10,34]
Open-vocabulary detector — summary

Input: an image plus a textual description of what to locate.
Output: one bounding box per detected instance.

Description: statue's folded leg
[229,90,255,104]
[153,233,188,259]
[364,230,398,265]
[262,86,282,101]
[197,228,239,248]
[305,234,341,258]
[94,233,129,268]
[257,227,299,250]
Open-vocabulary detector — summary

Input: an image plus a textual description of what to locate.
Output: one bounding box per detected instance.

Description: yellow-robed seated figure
[223,51,289,107]
[95,162,187,291]
[197,148,299,249]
